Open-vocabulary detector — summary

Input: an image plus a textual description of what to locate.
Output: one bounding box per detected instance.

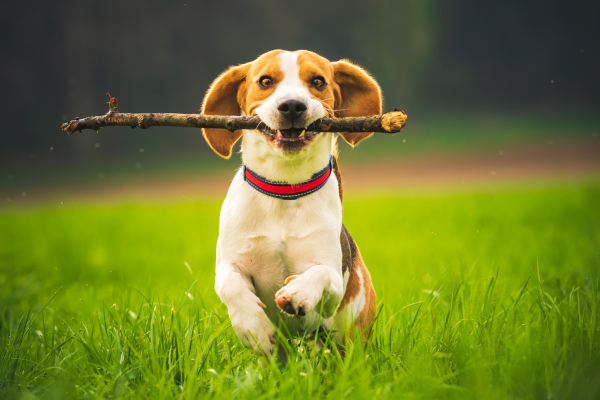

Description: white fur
[215,161,344,354]
[214,51,347,355]
[255,52,326,130]
[351,267,367,318]
[241,130,333,184]
[329,266,366,336]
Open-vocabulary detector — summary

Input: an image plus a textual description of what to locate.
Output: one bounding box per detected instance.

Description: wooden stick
[61,94,407,136]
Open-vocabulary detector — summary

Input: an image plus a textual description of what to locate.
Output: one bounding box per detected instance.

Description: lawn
[1,180,599,399]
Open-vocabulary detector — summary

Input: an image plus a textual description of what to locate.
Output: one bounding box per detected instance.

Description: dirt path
[340,138,600,192]
[3,138,599,205]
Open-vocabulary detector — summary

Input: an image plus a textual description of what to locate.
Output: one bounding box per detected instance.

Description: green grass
[1,181,599,399]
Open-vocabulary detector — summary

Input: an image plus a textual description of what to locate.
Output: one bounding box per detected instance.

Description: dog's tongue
[280,129,303,138]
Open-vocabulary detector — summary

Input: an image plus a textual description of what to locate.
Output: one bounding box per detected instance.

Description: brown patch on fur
[355,262,376,330]
[332,60,382,146]
[201,62,251,158]
[200,50,287,158]
[338,227,376,331]
[242,50,338,119]
[332,154,343,203]
[201,50,383,157]
[340,224,356,275]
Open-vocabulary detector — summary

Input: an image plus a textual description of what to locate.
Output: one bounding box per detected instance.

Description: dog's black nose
[277,99,307,121]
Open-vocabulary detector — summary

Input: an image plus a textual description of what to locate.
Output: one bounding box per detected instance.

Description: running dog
[201,50,380,357]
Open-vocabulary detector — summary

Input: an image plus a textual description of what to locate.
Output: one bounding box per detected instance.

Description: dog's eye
[311,76,326,89]
[259,76,274,88]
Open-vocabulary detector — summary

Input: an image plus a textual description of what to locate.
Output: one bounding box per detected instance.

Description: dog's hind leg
[335,225,377,340]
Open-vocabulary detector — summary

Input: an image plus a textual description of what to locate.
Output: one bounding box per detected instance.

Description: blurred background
[1,4,599,395]
[1,0,599,202]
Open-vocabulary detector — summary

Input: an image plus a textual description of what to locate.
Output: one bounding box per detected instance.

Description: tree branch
[61,94,407,136]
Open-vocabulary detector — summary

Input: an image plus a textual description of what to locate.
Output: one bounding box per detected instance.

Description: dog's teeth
[276,129,282,138]
[300,130,305,137]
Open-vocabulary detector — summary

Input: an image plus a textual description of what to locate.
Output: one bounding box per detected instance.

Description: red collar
[242,157,333,200]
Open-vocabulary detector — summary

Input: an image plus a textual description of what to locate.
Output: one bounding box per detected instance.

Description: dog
[201,50,380,358]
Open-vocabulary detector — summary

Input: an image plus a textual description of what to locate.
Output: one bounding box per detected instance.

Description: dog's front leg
[215,263,275,356]
[275,265,343,318]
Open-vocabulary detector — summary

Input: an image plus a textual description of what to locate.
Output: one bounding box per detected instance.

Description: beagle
[201,50,380,357]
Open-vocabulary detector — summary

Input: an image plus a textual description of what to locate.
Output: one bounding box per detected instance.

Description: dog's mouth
[261,128,319,141]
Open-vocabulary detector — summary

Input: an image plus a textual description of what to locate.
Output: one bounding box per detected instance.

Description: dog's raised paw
[276,294,303,317]
[284,302,296,315]
[276,295,296,316]
[275,275,320,317]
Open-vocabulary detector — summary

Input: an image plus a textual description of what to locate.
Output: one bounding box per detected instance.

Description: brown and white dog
[201,50,380,357]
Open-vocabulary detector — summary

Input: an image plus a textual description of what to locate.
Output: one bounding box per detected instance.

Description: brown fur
[332,154,344,203]
[202,50,380,333]
[338,225,377,332]
[355,262,377,330]
[200,63,251,158]
[332,60,383,146]
[201,50,383,158]
[340,224,356,275]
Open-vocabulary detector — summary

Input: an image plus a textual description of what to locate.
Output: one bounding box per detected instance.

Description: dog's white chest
[216,171,343,331]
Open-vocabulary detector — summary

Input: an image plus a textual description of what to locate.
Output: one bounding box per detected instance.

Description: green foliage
[1,182,599,399]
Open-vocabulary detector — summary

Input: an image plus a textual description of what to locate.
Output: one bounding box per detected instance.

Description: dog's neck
[241,130,335,184]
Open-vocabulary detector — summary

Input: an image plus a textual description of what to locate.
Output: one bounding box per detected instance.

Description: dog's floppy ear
[201,63,251,158]
[332,60,382,146]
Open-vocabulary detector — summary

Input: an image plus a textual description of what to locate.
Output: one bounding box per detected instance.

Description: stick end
[61,120,78,135]
[381,110,407,133]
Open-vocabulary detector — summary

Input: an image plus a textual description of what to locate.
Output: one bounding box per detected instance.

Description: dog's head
[201,50,382,158]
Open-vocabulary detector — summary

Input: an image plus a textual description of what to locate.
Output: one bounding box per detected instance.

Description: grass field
[1,180,600,399]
